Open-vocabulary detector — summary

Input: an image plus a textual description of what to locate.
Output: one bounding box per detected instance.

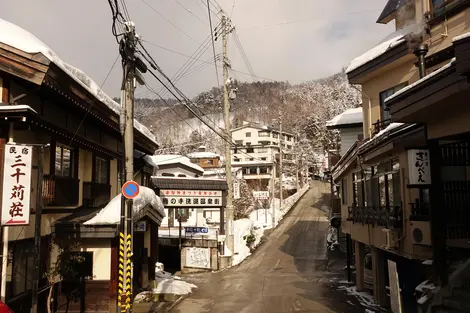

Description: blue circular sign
[122,181,140,199]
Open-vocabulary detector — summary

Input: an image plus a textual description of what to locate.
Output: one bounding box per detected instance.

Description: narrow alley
[172,182,378,313]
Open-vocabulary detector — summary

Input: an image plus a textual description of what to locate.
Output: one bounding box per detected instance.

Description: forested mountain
[131,70,361,166]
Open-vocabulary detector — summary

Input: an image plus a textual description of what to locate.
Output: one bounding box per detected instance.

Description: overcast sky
[2,0,393,99]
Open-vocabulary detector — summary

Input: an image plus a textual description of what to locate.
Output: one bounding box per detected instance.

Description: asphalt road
[171,181,376,313]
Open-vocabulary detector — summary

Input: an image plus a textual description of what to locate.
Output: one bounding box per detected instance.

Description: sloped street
[171,182,379,313]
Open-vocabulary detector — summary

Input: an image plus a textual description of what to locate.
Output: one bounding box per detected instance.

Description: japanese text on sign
[159,189,223,207]
[184,227,209,234]
[2,144,33,226]
[253,191,269,200]
[407,149,431,185]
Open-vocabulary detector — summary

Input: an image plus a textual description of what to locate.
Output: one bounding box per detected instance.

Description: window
[428,0,468,22]
[55,145,73,177]
[272,133,279,139]
[243,167,257,175]
[235,140,243,145]
[234,146,238,153]
[258,148,268,153]
[352,172,364,206]
[95,156,109,184]
[178,174,187,177]
[259,167,269,174]
[261,157,267,161]
[258,131,270,137]
[245,132,251,137]
[246,147,254,153]
[341,178,347,205]
[161,173,175,177]
[234,158,240,162]
[379,83,407,121]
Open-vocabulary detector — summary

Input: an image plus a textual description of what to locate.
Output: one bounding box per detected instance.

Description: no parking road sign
[122,181,140,199]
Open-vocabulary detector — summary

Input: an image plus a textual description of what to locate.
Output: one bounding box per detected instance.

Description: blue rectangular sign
[184,227,209,234]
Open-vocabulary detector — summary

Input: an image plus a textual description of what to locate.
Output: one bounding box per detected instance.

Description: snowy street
[170,181,383,313]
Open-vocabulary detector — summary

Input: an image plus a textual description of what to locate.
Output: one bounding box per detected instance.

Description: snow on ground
[84,186,165,225]
[337,285,382,311]
[154,275,197,296]
[232,184,310,266]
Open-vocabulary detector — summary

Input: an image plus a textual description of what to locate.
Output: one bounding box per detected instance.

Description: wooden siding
[340,127,362,156]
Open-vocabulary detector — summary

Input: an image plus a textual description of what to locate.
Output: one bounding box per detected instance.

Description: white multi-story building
[230,121,296,189]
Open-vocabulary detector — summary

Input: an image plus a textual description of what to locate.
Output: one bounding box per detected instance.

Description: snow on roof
[149,155,204,173]
[0,104,37,113]
[453,32,470,42]
[326,107,363,128]
[359,122,417,153]
[385,58,456,103]
[346,23,420,74]
[84,186,165,225]
[186,151,220,159]
[232,160,273,166]
[143,155,159,168]
[0,17,157,145]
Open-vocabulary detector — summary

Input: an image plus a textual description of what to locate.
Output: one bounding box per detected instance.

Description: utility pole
[222,14,235,255]
[119,21,137,313]
[278,110,283,206]
[271,149,275,227]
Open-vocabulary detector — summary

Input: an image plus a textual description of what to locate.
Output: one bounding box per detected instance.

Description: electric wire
[142,0,201,44]
[173,0,208,25]
[207,0,221,89]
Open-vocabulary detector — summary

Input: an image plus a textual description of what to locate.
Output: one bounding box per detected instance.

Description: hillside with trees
[132,70,361,166]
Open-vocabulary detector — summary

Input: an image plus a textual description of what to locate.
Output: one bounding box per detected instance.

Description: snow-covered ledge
[84,186,165,225]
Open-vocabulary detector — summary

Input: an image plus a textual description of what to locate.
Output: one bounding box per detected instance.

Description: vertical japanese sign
[407,149,431,185]
[2,144,33,226]
[233,182,240,199]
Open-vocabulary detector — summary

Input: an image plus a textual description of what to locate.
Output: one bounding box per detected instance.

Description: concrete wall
[81,240,112,280]
[180,243,219,274]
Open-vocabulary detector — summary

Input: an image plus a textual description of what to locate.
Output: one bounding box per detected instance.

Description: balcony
[83,182,111,208]
[425,0,470,27]
[371,119,391,137]
[347,205,402,229]
[42,175,80,207]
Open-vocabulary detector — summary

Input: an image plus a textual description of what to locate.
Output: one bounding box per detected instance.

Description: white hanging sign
[407,149,431,185]
[2,144,33,226]
[253,191,269,200]
[233,182,240,199]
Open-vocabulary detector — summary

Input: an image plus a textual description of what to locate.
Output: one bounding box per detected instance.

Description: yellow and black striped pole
[118,232,125,310]
[124,233,132,310]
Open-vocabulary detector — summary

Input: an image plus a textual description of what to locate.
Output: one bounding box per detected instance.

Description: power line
[141,0,201,44]
[232,31,255,81]
[173,0,208,25]
[68,53,120,147]
[140,39,276,81]
[207,0,220,89]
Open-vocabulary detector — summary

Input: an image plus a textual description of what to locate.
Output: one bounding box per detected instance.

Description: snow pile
[337,285,381,310]
[326,226,339,251]
[346,23,422,73]
[84,186,165,225]
[232,218,254,266]
[415,279,436,293]
[0,17,157,145]
[422,259,433,265]
[453,32,470,42]
[326,107,363,128]
[154,272,197,296]
[186,151,220,159]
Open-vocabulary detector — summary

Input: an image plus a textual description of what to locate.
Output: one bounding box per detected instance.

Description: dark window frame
[427,0,470,26]
[54,144,75,178]
[379,83,408,121]
[341,178,348,205]
[92,153,110,185]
